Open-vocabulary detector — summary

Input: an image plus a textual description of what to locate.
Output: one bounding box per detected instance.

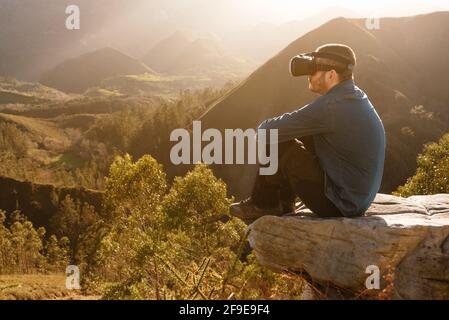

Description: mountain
[223,6,357,62]
[40,47,154,93]
[141,31,255,77]
[0,0,145,79]
[197,11,449,199]
[141,31,194,72]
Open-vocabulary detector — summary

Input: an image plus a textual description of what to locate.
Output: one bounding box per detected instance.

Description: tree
[395,133,449,196]
[51,195,97,261]
[45,235,70,272]
[103,154,167,220]
[0,210,14,273]
[8,213,46,273]
[162,164,235,251]
[85,154,167,286]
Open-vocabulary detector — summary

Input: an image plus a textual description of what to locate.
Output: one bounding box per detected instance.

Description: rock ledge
[248,193,449,299]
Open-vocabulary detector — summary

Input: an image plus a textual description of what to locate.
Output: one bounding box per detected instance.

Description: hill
[0,77,69,105]
[40,47,154,93]
[224,6,357,62]
[198,12,449,198]
[141,31,255,78]
[141,31,194,73]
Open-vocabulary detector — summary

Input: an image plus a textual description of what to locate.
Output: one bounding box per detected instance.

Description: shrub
[87,158,304,300]
[395,133,449,196]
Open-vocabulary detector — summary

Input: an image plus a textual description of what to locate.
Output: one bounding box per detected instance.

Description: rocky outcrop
[248,193,449,300]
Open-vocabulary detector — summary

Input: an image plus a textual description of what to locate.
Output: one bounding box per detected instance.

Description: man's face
[308,71,328,95]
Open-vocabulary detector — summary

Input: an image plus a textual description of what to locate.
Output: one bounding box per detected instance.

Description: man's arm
[258,98,334,143]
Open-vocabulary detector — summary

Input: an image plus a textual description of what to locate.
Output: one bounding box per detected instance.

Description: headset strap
[309,51,353,66]
[315,63,347,73]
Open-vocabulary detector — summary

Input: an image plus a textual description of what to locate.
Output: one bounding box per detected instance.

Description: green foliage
[45,235,70,272]
[129,85,234,162]
[103,154,167,219]
[163,164,232,233]
[0,210,69,274]
[394,133,449,196]
[87,109,146,151]
[50,195,97,261]
[83,157,304,300]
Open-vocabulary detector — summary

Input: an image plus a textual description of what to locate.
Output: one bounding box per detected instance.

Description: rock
[247,193,449,300]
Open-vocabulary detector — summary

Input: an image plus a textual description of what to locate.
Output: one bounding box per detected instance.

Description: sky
[77,0,449,56]
[222,0,449,24]
[121,0,449,36]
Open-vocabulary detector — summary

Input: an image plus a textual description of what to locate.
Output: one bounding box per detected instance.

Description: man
[230,44,386,223]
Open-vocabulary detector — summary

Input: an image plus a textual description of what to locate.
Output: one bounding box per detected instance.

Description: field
[0,274,98,300]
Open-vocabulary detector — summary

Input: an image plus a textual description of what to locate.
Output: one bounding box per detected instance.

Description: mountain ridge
[40,47,154,94]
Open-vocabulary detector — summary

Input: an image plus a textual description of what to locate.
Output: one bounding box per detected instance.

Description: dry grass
[0,274,99,300]
[0,113,66,142]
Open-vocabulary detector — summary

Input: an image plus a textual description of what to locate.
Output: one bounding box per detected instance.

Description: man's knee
[280,142,322,184]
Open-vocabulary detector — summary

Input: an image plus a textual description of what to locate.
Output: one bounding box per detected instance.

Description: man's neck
[324,79,353,95]
[325,82,340,94]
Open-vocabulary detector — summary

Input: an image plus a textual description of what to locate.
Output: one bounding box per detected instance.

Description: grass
[50,153,85,169]
[0,274,99,300]
[0,113,66,142]
[0,77,69,102]
[0,91,42,104]
[87,88,124,97]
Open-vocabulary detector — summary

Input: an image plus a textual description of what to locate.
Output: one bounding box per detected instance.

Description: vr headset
[289,51,354,77]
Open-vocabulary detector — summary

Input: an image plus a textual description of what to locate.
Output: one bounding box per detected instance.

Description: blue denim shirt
[258,79,386,217]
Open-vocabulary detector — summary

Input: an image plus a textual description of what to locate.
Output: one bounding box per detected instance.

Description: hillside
[141,31,255,78]
[223,6,357,62]
[0,176,102,233]
[0,113,66,142]
[40,47,154,93]
[198,12,449,198]
[141,31,194,73]
[0,77,69,104]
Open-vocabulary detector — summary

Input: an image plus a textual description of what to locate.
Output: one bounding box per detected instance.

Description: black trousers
[251,136,343,218]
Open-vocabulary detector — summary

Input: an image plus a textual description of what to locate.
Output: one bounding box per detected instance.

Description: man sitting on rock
[230,43,386,223]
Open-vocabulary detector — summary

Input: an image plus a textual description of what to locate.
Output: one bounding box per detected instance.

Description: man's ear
[330,69,339,82]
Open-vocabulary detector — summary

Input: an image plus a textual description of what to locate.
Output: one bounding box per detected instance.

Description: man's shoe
[281,201,296,214]
[230,198,283,223]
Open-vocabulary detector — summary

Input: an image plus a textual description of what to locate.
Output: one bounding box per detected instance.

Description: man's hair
[316,44,356,81]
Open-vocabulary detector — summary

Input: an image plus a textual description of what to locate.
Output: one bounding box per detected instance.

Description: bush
[395,133,449,196]
[84,157,304,300]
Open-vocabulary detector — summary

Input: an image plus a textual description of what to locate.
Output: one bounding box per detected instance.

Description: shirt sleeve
[258,97,334,143]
